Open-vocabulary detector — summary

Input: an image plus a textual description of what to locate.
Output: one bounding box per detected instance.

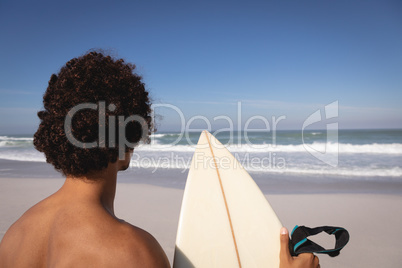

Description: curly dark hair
[34,51,153,177]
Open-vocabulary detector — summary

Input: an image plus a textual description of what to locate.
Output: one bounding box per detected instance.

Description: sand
[1,176,402,267]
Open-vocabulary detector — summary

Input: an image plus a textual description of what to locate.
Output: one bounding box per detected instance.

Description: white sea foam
[128,158,402,178]
[1,133,401,155]
[1,147,401,178]
[135,144,195,152]
[1,132,401,179]
[151,133,181,138]
[135,142,402,155]
[0,136,33,141]
[0,150,45,162]
[0,136,34,148]
[1,142,401,164]
[245,166,402,177]
[150,134,167,138]
[0,141,32,147]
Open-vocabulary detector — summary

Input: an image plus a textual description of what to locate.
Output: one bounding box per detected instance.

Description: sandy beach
[1,165,402,267]
[1,0,402,265]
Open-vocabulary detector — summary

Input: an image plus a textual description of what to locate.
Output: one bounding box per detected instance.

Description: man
[0,51,318,267]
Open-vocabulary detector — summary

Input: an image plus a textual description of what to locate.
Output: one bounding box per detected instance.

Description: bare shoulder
[0,196,171,268]
[0,198,54,267]
[0,219,20,264]
[115,221,171,268]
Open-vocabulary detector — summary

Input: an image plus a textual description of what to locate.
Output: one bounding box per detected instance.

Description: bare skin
[280,227,320,268]
[0,151,170,268]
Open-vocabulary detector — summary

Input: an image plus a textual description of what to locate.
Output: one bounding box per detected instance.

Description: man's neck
[58,163,119,216]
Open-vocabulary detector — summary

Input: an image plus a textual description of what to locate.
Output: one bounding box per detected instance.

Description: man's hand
[280,227,320,268]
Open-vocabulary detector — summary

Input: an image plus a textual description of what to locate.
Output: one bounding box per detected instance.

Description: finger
[279,227,291,263]
[313,255,320,267]
[296,253,316,265]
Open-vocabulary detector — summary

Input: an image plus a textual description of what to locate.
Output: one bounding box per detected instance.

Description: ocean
[1,129,401,180]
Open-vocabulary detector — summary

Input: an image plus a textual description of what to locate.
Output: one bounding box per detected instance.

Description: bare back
[0,193,170,267]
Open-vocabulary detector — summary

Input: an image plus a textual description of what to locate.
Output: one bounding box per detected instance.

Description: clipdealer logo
[63,100,340,171]
[302,101,339,167]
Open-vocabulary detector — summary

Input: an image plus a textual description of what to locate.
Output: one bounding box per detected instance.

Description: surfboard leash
[289,225,350,257]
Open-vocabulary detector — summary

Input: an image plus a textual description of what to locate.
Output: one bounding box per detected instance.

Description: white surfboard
[173,131,283,268]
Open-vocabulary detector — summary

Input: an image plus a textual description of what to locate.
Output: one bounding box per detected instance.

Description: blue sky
[0,0,401,134]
